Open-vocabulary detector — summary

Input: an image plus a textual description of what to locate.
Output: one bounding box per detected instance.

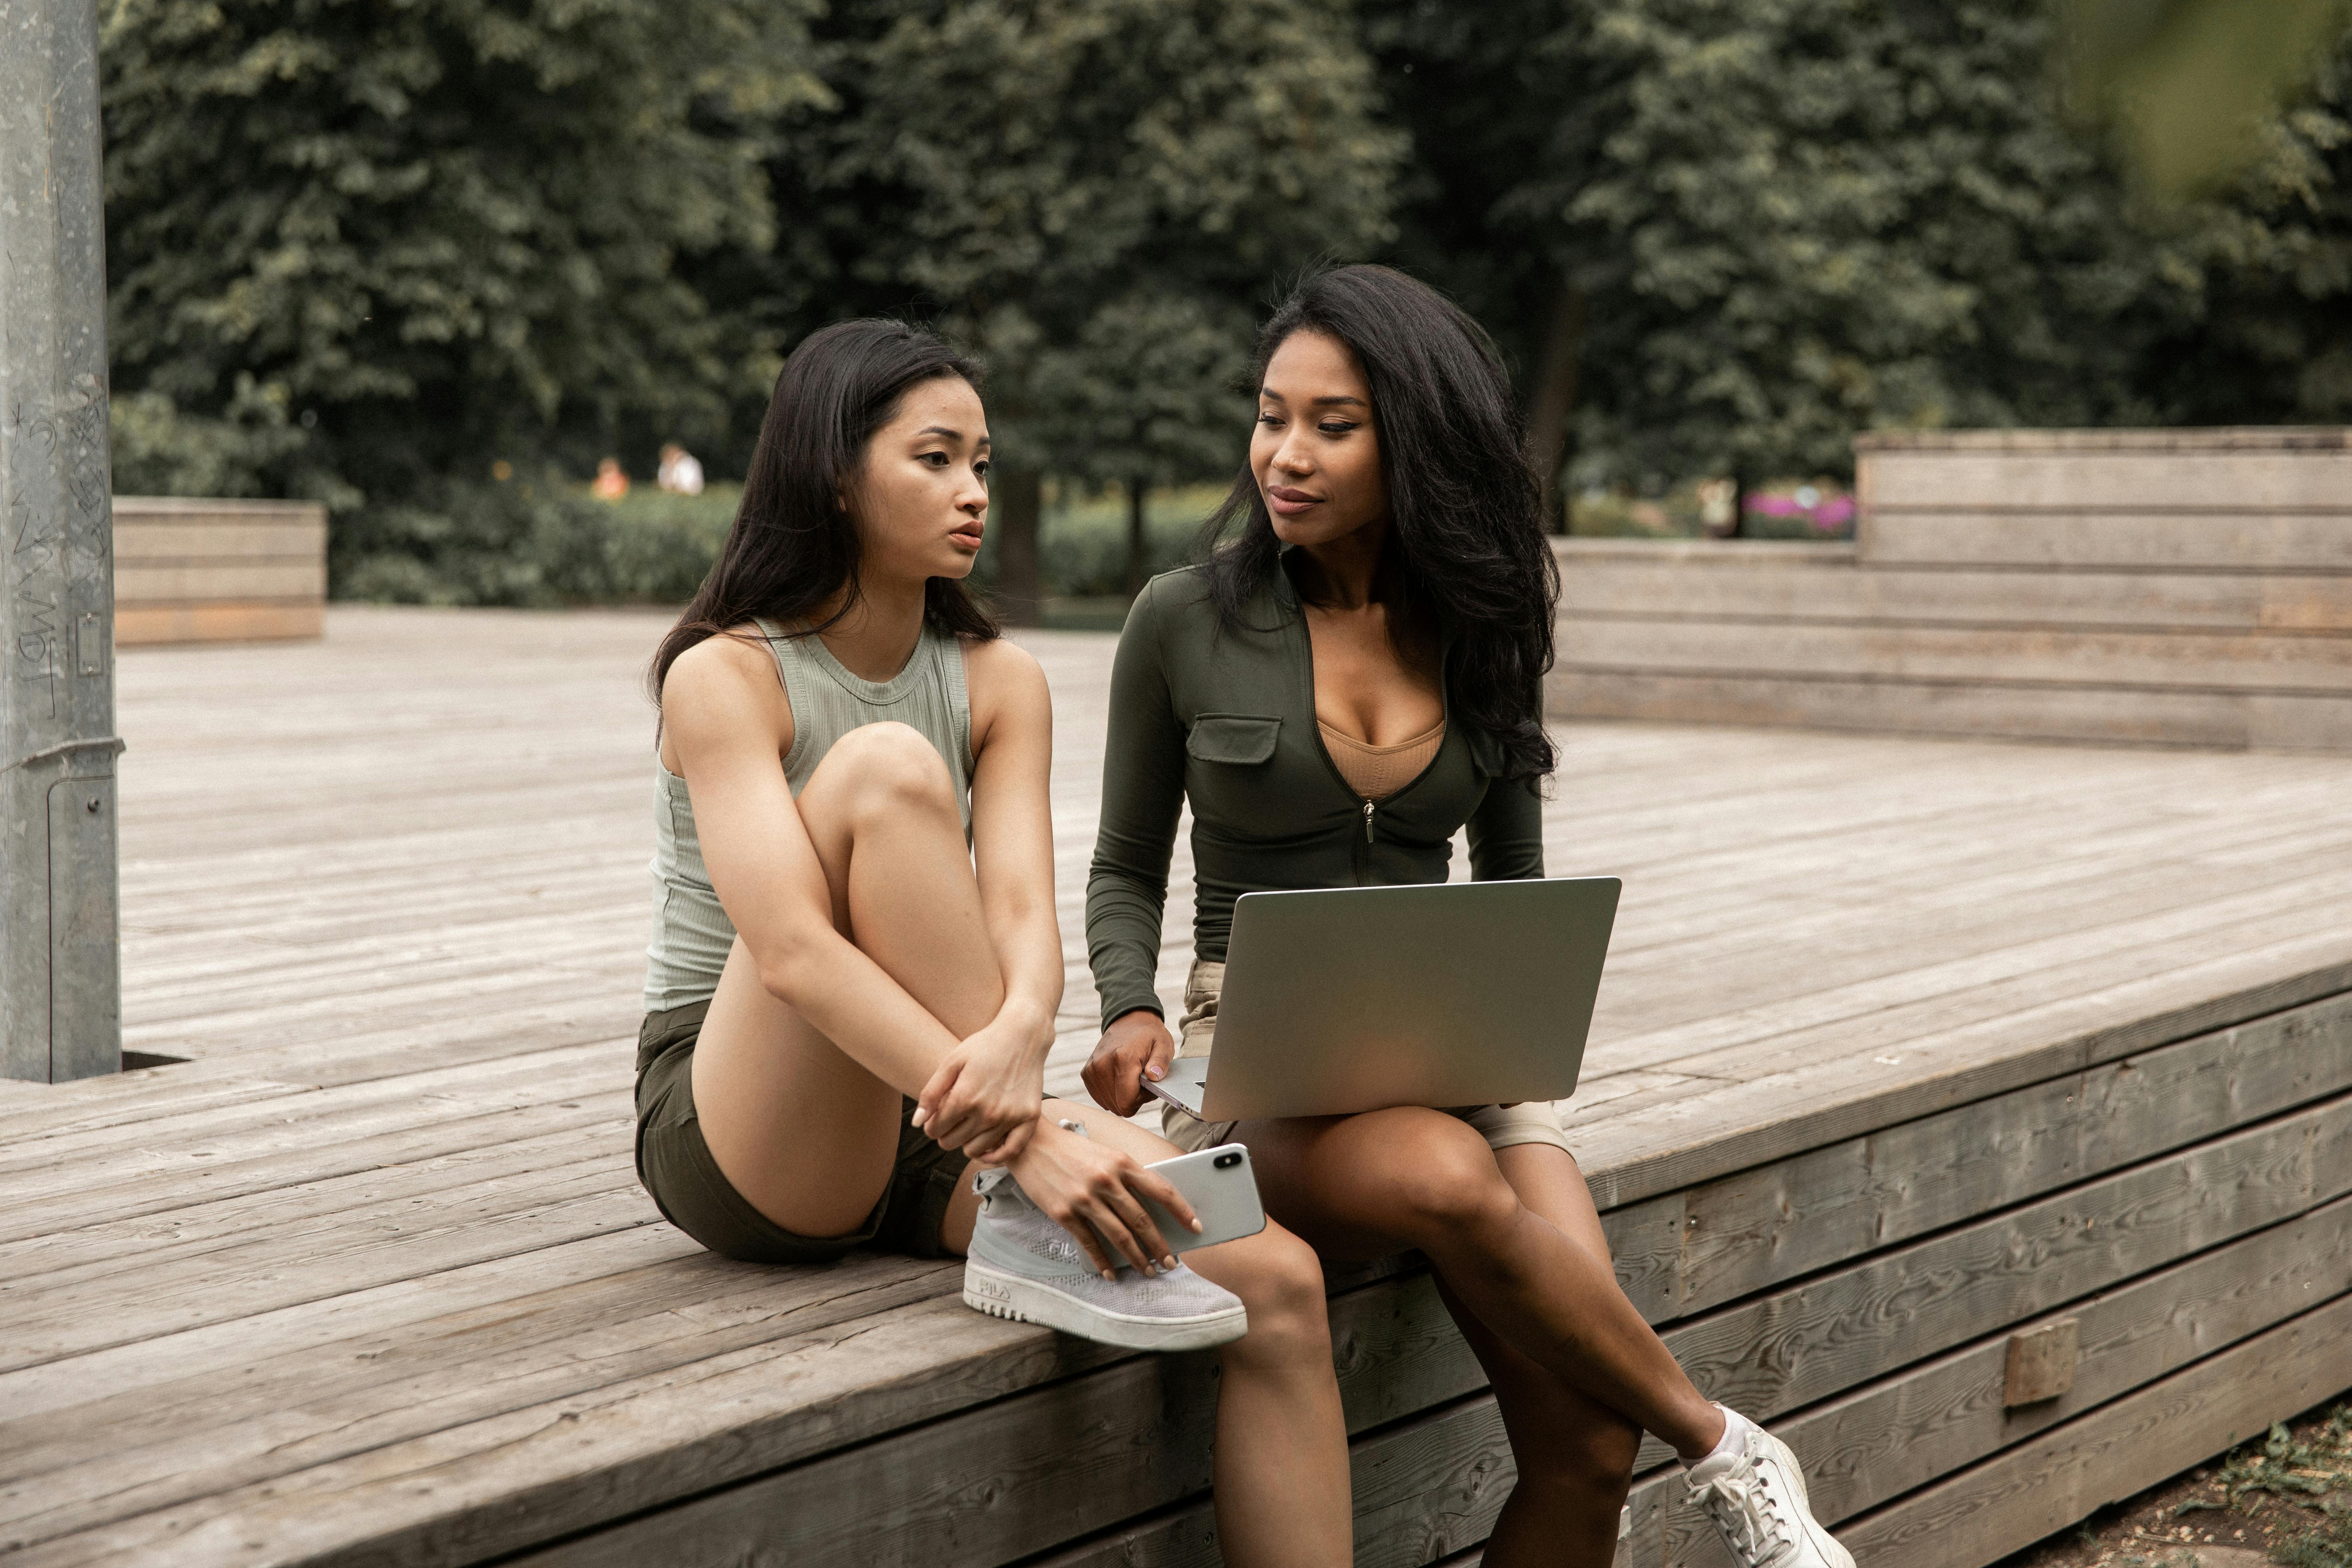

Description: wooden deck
[6,605,2352,1566]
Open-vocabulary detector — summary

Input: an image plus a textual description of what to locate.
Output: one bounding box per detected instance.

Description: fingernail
[1189,1219,1204,1232]
[1147,1065,1162,1079]
[1162,1255,1177,1269]
[1101,1269,1115,1281]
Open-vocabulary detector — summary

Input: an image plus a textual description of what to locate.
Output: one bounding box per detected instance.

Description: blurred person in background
[658,442,705,496]
[592,456,630,500]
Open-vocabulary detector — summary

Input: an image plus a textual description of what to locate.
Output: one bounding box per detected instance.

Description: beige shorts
[1157,959,1576,1157]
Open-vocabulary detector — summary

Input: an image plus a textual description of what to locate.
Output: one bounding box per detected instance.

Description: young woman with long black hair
[639,319,1352,1565]
[1083,268,1855,1568]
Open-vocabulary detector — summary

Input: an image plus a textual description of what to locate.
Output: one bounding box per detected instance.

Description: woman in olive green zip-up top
[1084,547,1545,1027]
[1084,267,1855,1568]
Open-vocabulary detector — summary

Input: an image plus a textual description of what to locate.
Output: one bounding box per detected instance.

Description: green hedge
[334,478,740,606]
[334,478,1236,608]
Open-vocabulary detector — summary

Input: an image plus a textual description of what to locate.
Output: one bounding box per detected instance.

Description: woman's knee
[1371,1113,1520,1241]
[826,722,957,821]
[1511,1403,1642,1498]
[1206,1226,1329,1359]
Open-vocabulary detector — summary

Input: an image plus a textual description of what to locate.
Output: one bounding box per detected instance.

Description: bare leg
[692,722,1005,1237]
[1005,1101,1353,1568]
[1437,1144,1645,1567]
[1241,1107,1724,1461]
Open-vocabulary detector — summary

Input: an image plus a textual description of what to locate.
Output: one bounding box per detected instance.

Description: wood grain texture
[115,604,324,646]
[1618,991,2352,1320]
[1856,446,2352,513]
[1554,556,2352,633]
[1560,617,2352,693]
[1837,1287,2352,1568]
[1617,1192,2352,1565]
[1550,667,2352,751]
[7,606,2350,1567]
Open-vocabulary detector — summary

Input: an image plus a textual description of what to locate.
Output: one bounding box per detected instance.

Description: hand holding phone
[1138,1144,1266,1255]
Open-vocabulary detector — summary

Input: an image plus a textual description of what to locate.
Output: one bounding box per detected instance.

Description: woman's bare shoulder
[961,631,1044,687]
[662,626,791,748]
[961,634,1049,751]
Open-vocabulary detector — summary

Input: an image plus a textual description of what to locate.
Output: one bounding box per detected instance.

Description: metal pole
[0,0,122,1082]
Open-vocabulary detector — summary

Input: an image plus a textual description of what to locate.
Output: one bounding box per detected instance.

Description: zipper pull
[1363,799,1375,844]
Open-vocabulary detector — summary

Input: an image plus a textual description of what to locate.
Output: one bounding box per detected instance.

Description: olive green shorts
[634,1000,967,1265]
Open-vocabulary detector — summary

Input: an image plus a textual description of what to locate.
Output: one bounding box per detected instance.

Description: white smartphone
[1138,1143,1266,1256]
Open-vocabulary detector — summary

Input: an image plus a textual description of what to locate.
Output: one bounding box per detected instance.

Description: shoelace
[1696,1466,1794,1565]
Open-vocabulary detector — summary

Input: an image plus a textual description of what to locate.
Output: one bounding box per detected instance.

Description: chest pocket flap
[1187,713,1282,765]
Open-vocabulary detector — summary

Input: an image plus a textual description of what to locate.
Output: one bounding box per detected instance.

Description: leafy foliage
[779,0,1405,492]
[97,0,2352,598]
[1380,0,2352,490]
[100,0,821,586]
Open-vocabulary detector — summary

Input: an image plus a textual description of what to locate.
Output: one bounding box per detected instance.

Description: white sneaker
[961,1171,1248,1352]
[1686,1416,1855,1568]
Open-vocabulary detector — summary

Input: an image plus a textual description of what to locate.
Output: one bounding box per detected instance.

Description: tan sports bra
[1318,718,1445,802]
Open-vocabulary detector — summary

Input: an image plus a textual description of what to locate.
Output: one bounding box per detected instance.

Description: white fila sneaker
[960,1170,1247,1352]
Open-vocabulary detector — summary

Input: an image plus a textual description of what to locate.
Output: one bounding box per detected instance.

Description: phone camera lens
[1214,1152,1241,1169]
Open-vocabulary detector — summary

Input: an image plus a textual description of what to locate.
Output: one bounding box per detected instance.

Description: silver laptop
[1144,876,1620,1122]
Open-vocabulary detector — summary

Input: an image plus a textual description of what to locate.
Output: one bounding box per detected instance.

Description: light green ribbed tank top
[643,618,974,1013]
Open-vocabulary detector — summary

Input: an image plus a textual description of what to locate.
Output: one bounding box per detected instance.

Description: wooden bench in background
[1550,427,2352,751]
[113,496,327,646]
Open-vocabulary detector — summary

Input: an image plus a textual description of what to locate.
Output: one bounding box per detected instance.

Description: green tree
[1375,0,2352,505]
[772,0,1405,618]
[100,0,821,592]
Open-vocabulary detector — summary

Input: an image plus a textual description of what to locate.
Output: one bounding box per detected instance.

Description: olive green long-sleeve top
[1085,555,1547,1029]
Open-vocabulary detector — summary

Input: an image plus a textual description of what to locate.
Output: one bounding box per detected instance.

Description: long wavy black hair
[651,319,999,699]
[1197,265,1560,779]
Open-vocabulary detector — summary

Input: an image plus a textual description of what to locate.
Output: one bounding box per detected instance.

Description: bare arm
[664,635,981,1119]
[911,638,1063,1158]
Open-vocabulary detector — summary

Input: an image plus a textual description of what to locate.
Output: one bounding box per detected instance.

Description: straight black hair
[651,318,997,698]
[1197,265,1560,779]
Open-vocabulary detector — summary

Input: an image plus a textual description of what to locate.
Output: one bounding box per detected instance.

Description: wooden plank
[500,1345,1227,1568]
[0,1261,1467,1568]
[115,563,326,604]
[1625,990,2352,1320]
[0,1226,696,1428]
[1856,446,2352,513]
[1049,1191,2352,1568]
[1640,1088,2352,1447]
[1853,427,2352,455]
[1860,509,2352,572]
[0,1252,966,1548]
[0,1102,632,1279]
[111,515,327,560]
[1560,618,2352,694]
[1577,943,2352,1211]
[0,1163,654,1373]
[1832,1287,2352,1568]
[112,495,328,518]
[115,604,323,646]
[1624,1188,2352,1555]
[1548,667,2352,750]
[0,1038,620,1183]
[1554,554,2352,633]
